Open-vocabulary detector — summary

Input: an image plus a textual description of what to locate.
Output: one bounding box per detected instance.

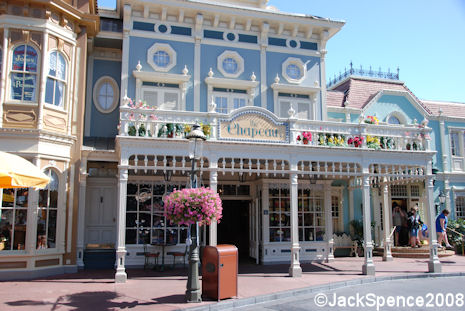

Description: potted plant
[201,123,211,138]
[163,187,223,226]
[128,125,137,136]
[297,131,312,144]
[364,115,379,125]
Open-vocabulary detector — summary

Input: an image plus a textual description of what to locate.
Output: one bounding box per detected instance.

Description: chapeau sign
[218,109,289,143]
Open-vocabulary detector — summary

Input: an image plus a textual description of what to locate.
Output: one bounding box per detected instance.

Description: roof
[422,100,465,118]
[326,76,432,115]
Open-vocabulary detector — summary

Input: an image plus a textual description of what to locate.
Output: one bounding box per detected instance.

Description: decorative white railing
[118,105,432,152]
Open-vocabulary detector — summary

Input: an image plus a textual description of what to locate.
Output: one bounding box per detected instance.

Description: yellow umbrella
[0,151,50,189]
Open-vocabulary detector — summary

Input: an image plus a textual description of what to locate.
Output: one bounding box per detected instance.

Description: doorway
[218,200,250,261]
[392,198,409,246]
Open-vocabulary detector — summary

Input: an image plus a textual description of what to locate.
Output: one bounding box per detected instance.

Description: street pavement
[238,276,465,311]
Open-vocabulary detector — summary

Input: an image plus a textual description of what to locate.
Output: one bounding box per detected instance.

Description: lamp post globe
[185,122,206,303]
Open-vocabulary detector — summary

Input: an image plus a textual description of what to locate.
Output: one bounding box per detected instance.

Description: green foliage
[128,125,136,136]
[447,218,465,254]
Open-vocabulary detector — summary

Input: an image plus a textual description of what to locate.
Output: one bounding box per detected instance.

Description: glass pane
[57,53,66,80]
[282,228,291,241]
[45,78,54,104]
[49,189,58,208]
[153,50,170,67]
[151,229,165,244]
[152,214,164,227]
[125,229,137,244]
[304,228,314,241]
[143,90,158,108]
[138,228,150,244]
[166,228,178,244]
[297,102,310,119]
[269,213,280,227]
[222,58,238,74]
[54,81,64,107]
[25,45,38,72]
[47,210,57,248]
[2,189,15,207]
[12,45,26,71]
[153,184,165,195]
[269,228,281,242]
[153,197,164,212]
[127,197,137,211]
[139,212,151,226]
[15,189,28,207]
[37,209,47,249]
[49,51,57,76]
[38,189,48,207]
[163,92,178,110]
[233,98,245,110]
[22,74,36,101]
[286,64,301,80]
[11,73,24,100]
[0,209,13,251]
[127,184,138,195]
[279,101,290,118]
[388,116,400,124]
[126,212,137,227]
[315,229,325,241]
[304,213,314,226]
[215,97,228,114]
[180,227,188,244]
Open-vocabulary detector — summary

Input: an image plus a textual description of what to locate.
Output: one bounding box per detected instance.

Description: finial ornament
[136,60,142,72]
[274,74,280,84]
[208,67,214,77]
[183,65,189,75]
[250,72,256,81]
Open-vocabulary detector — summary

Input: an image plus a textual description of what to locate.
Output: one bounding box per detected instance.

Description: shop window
[45,51,67,108]
[268,186,325,242]
[0,188,28,251]
[456,196,465,219]
[126,182,188,245]
[93,76,119,113]
[331,195,340,232]
[10,44,39,102]
[213,88,247,114]
[278,93,312,120]
[141,82,180,110]
[37,169,59,249]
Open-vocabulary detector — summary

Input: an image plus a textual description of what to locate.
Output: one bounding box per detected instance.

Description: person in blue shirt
[435,209,452,249]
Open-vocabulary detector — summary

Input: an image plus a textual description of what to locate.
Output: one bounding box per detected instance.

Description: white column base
[362,262,376,275]
[383,239,393,261]
[288,245,302,277]
[363,243,376,275]
[76,248,85,268]
[114,249,127,283]
[428,244,442,273]
[115,269,127,283]
[326,241,335,263]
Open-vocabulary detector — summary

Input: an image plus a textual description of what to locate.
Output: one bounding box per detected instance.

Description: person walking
[436,209,453,249]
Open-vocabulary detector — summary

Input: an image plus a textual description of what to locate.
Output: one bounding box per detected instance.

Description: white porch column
[382,182,393,261]
[362,174,375,275]
[324,181,334,262]
[426,171,441,273]
[115,167,128,283]
[0,28,9,127]
[76,158,87,268]
[25,157,41,267]
[209,161,218,246]
[289,170,302,277]
[348,179,354,236]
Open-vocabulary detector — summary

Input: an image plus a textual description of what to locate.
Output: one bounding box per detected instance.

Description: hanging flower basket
[163,187,223,226]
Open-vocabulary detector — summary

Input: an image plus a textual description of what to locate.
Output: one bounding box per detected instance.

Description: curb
[180,272,465,311]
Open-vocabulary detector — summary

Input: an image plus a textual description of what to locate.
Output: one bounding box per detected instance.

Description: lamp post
[185,123,206,303]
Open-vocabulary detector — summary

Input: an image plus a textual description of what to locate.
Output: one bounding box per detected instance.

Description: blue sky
[268,0,465,103]
[98,0,465,103]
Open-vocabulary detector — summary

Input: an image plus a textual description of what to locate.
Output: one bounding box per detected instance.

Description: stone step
[374,247,455,258]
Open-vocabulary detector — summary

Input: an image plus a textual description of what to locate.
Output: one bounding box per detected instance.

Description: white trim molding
[147,42,176,72]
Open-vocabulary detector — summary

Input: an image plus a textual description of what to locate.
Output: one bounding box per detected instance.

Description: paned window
[141,82,180,110]
[0,188,28,251]
[153,50,170,68]
[10,44,38,102]
[456,195,465,219]
[37,169,59,249]
[126,182,188,245]
[45,51,67,107]
[222,58,238,75]
[390,185,408,197]
[278,93,312,120]
[331,195,340,232]
[286,64,301,80]
[451,132,460,156]
[213,88,247,114]
[388,116,401,124]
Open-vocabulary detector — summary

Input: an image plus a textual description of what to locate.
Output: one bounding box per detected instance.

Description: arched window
[388,116,401,125]
[10,44,38,102]
[45,51,67,107]
[37,169,59,249]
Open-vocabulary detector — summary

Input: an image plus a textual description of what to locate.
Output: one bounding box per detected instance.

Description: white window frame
[133,69,190,111]
[93,76,119,113]
[8,43,40,104]
[45,50,68,109]
[282,57,306,84]
[147,43,176,72]
[212,89,249,114]
[449,128,465,172]
[277,94,314,120]
[140,84,181,111]
[217,50,244,78]
[455,193,465,219]
[271,81,319,120]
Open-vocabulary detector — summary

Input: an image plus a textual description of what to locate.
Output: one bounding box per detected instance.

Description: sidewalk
[1,256,464,311]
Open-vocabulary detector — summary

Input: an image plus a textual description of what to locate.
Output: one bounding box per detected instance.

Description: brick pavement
[1,255,464,311]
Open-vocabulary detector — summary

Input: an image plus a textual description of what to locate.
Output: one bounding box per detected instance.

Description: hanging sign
[218,110,288,143]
